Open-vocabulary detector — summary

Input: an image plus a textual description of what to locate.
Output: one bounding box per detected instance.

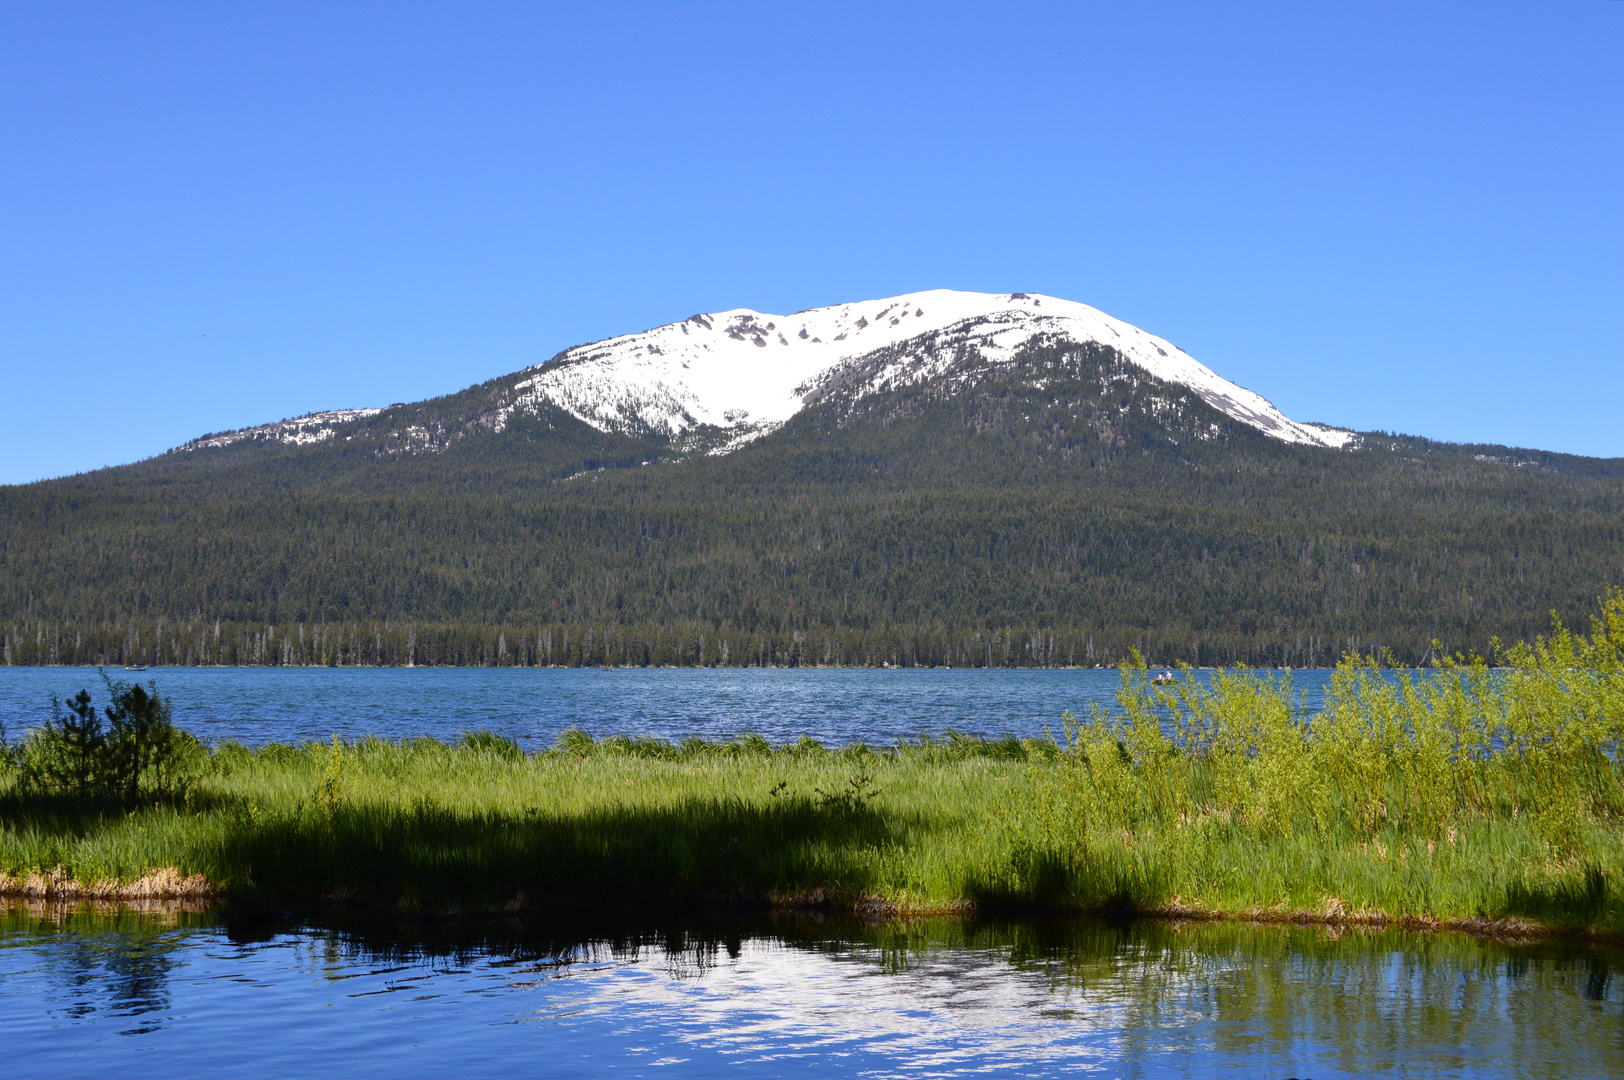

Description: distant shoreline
[0,662,1356,671]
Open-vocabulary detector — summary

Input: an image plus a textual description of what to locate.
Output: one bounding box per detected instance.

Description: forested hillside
[4,337,1621,667]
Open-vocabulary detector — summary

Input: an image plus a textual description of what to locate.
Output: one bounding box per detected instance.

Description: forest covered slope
[4,300,1621,668]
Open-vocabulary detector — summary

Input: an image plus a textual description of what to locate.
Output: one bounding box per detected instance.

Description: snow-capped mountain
[182,290,1352,457]
[507,290,1353,451]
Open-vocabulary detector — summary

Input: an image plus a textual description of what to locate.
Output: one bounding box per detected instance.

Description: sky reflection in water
[3,908,1621,1078]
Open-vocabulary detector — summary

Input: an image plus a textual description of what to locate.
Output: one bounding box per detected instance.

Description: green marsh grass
[0,725,1042,914]
[1,591,1621,932]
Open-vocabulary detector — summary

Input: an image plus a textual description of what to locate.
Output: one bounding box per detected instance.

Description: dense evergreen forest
[3,339,1621,667]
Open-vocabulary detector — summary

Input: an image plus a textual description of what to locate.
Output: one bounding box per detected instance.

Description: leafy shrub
[1019,587,1624,852]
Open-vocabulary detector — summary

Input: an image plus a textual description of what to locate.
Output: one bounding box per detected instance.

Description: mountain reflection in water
[2,904,1621,1078]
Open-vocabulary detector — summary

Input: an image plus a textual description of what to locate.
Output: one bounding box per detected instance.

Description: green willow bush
[1007,588,1624,891]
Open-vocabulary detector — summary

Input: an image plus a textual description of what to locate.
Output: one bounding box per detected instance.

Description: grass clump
[459,731,524,761]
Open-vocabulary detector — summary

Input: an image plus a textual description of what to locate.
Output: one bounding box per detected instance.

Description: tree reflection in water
[3,903,209,1035]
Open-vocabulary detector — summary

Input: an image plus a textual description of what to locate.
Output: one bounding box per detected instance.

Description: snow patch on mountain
[510,290,1353,450]
[185,409,382,451]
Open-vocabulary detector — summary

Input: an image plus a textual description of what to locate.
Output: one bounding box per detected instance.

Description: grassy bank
[0,730,1033,913]
[2,594,1621,934]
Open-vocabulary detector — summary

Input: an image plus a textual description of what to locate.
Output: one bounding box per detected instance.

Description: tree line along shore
[0,591,1619,936]
[0,615,1542,671]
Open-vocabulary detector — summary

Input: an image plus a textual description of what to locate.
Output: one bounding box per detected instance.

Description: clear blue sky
[2,1,1620,484]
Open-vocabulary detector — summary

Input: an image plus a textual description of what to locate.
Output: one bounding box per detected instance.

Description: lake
[0,665,1350,750]
[2,905,1619,1078]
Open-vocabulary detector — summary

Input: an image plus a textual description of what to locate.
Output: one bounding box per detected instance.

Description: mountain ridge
[174,290,1355,463]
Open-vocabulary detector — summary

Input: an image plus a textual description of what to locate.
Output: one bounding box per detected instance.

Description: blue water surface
[0,666,1346,750]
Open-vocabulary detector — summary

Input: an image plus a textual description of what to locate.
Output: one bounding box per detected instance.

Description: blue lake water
[0,666,1349,750]
[2,907,1619,1079]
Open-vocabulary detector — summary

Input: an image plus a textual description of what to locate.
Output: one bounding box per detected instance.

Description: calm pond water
[0,666,1350,750]
[2,906,1619,1078]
